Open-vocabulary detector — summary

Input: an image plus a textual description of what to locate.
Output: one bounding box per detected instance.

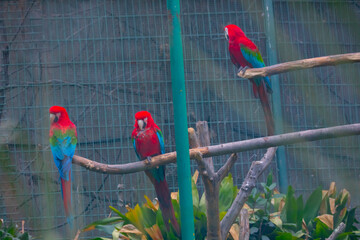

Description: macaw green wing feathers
[132,137,141,160]
[240,45,272,92]
[240,45,266,68]
[156,130,165,155]
[49,128,77,181]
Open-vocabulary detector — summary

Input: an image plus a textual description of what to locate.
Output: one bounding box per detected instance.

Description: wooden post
[238,209,249,240]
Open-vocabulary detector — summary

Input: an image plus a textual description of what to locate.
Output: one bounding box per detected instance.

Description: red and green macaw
[225,24,275,135]
[131,111,180,236]
[49,106,77,225]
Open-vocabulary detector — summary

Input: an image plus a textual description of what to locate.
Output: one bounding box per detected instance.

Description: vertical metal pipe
[167,0,195,239]
[264,0,289,192]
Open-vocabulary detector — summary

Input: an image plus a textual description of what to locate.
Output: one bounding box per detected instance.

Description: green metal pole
[167,0,195,239]
[264,0,289,193]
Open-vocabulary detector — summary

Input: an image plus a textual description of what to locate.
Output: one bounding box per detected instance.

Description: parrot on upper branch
[131,111,180,236]
[49,105,77,225]
[225,24,275,136]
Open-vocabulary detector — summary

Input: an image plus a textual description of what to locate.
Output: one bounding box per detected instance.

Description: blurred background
[0,0,359,239]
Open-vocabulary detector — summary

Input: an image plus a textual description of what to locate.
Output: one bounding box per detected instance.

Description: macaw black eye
[54,115,59,122]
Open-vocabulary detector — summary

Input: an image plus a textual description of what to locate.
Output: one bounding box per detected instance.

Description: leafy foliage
[244,173,359,240]
[0,220,32,240]
[81,172,359,240]
[82,171,237,240]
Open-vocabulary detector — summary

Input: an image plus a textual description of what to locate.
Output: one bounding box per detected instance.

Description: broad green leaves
[81,173,359,240]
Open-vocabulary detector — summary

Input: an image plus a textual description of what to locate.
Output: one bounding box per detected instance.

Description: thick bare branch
[207,123,360,157]
[196,121,215,172]
[73,123,360,174]
[194,151,220,240]
[326,222,346,240]
[192,122,220,239]
[188,127,200,148]
[72,153,178,174]
[216,154,238,182]
[238,209,249,240]
[237,52,360,79]
[220,147,277,240]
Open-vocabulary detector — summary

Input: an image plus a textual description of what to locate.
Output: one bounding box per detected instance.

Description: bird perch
[237,52,360,79]
[72,123,360,174]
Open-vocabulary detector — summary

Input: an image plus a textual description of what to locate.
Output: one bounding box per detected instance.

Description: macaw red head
[134,111,158,130]
[49,105,70,125]
[224,24,246,42]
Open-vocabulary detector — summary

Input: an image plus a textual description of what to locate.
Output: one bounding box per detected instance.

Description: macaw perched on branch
[131,111,180,236]
[49,106,77,225]
[225,24,275,136]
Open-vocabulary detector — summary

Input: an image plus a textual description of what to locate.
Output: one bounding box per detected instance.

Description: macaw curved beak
[50,113,55,123]
[138,119,145,130]
[50,113,60,123]
[224,27,229,41]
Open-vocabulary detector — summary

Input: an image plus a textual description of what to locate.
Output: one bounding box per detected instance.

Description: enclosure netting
[0,0,359,239]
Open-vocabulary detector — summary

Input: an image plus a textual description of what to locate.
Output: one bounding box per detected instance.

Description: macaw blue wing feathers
[240,45,272,93]
[156,130,165,154]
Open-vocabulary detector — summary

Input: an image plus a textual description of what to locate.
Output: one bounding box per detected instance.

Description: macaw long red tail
[258,82,275,136]
[61,175,72,225]
[154,179,181,236]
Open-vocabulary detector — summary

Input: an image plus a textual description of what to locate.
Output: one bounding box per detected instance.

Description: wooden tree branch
[220,147,278,240]
[73,123,360,174]
[216,154,238,182]
[188,128,200,149]
[190,121,239,240]
[206,123,360,157]
[193,122,220,240]
[326,222,346,240]
[237,52,360,79]
[238,209,249,240]
[196,121,215,173]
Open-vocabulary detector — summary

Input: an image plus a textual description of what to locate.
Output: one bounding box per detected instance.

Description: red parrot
[131,111,180,236]
[49,106,77,225]
[225,24,275,136]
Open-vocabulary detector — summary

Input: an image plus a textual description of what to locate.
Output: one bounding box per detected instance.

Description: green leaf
[282,186,297,224]
[192,178,199,210]
[296,195,303,229]
[82,217,123,232]
[344,207,356,232]
[155,209,166,233]
[281,223,298,232]
[219,174,235,212]
[313,218,332,239]
[303,186,322,224]
[109,205,127,218]
[250,227,259,234]
[199,192,206,213]
[171,199,181,225]
[96,222,124,235]
[334,192,349,228]
[219,211,227,221]
[256,198,268,207]
[275,232,298,240]
[89,238,112,240]
[138,205,157,228]
[266,172,273,186]
[18,232,30,240]
[124,204,155,233]
[194,211,207,240]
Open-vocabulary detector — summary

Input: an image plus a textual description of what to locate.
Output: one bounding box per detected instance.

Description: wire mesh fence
[0,0,359,239]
